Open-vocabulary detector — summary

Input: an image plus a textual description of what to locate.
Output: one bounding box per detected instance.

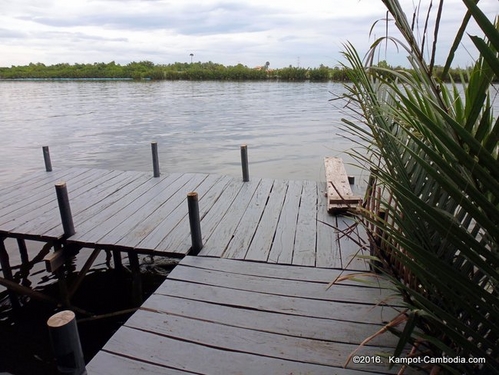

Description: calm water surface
[0,80,362,185]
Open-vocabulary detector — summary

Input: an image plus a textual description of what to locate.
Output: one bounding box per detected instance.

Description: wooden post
[43,146,53,172]
[47,310,87,375]
[187,192,203,255]
[128,252,143,306]
[112,250,123,271]
[17,238,29,266]
[240,144,249,182]
[0,238,20,309]
[55,182,75,237]
[348,175,355,185]
[151,142,160,178]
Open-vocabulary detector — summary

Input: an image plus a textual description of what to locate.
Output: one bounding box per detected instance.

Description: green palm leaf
[340,1,499,372]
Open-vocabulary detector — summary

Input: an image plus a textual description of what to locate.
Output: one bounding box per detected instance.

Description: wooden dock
[0,161,408,374]
[87,256,405,374]
[0,167,367,269]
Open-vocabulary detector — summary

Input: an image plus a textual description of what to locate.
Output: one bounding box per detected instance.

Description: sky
[0,0,497,69]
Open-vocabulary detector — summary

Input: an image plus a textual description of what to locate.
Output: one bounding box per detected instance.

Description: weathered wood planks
[87,256,406,374]
[0,167,371,265]
[325,157,362,214]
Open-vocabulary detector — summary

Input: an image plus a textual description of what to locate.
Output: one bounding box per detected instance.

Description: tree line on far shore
[0,60,474,82]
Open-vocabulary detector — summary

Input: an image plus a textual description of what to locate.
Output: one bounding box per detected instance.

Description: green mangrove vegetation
[0,60,474,82]
[342,0,498,373]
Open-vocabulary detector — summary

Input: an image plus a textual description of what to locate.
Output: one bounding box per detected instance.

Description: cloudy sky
[1,0,497,69]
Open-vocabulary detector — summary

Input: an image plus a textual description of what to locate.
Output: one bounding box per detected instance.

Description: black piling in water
[348,176,355,185]
[187,192,203,255]
[43,146,52,172]
[55,182,75,237]
[47,310,87,375]
[240,144,249,182]
[151,142,160,178]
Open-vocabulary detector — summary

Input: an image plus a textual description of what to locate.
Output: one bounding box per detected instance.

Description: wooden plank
[34,170,135,237]
[123,308,397,373]
[115,174,210,250]
[94,174,198,246]
[0,168,93,224]
[119,173,209,250]
[2,169,117,236]
[139,174,230,252]
[87,351,193,375]
[68,174,157,245]
[168,264,396,305]
[67,174,182,245]
[222,178,274,259]
[316,180,342,268]
[44,172,146,236]
[244,179,288,262]
[155,279,401,324]
[99,326,374,375]
[142,294,398,348]
[267,179,302,264]
[0,168,86,208]
[199,179,261,257]
[325,157,362,214]
[195,178,244,256]
[292,179,318,266]
[0,170,56,193]
[337,216,370,271]
[180,256,390,288]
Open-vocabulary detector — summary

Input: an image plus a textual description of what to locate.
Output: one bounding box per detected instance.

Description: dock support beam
[128,252,143,306]
[55,182,75,237]
[151,142,160,178]
[0,238,20,309]
[240,144,249,182]
[187,192,203,255]
[43,146,53,172]
[47,310,87,375]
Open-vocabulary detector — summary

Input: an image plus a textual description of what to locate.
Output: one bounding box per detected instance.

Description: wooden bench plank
[325,157,362,214]
[267,179,302,264]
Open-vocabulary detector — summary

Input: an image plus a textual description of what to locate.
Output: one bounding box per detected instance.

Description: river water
[0,80,361,186]
[0,80,360,374]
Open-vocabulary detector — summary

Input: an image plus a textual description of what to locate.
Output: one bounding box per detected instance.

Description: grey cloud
[0,28,28,39]
[17,1,285,36]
